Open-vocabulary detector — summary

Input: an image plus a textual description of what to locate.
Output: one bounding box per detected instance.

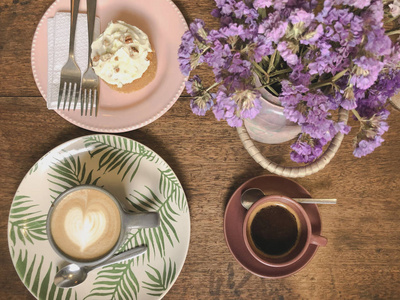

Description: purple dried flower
[258,11,288,43]
[212,87,244,126]
[190,96,214,116]
[185,75,202,95]
[290,134,325,163]
[301,24,323,45]
[350,56,384,90]
[234,1,258,23]
[204,39,231,71]
[232,89,262,119]
[228,53,250,74]
[220,23,244,37]
[189,19,208,41]
[253,0,274,9]
[353,137,384,158]
[215,0,236,15]
[289,9,314,27]
[186,76,215,116]
[253,37,274,62]
[277,41,298,65]
[179,0,399,162]
[213,88,231,120]
[365,29,391,56]
[178,31,195,76]
[289,62,311,86]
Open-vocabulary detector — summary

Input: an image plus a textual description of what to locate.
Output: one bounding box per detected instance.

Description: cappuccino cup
[243,195,327,267]
[47,185,160,266]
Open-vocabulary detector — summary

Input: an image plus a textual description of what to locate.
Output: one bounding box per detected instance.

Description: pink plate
[224,175,323,278]
[31,0,188,132]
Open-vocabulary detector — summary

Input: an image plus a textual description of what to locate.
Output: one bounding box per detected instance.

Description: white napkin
[47,12,100,109]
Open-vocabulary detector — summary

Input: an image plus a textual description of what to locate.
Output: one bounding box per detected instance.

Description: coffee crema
[250,205,299,257]
[50,188,121,261]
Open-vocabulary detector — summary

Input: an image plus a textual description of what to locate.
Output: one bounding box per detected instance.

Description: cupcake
[91,20,157,93]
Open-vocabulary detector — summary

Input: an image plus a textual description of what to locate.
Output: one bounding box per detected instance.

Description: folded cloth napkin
[47,12,100,109]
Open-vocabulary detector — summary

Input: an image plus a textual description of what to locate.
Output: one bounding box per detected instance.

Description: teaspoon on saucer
[241,188,336,210]
[54,246,147,288]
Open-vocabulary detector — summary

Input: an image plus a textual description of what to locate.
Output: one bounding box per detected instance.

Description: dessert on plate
[91,20,157,93]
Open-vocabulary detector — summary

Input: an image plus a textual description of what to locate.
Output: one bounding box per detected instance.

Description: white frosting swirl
[91,20,152,87]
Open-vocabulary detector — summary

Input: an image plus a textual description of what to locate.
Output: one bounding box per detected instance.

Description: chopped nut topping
[101,53,112,61]
[129,46,139,57]
[93,55,100,62]
[125,35,133,44]
[115,67,120,73]
[114,56,119,61]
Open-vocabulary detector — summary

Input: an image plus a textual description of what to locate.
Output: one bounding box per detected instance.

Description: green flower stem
[199,46,211,55]
[268,50,278,73]
[310,68,348,89]
[256,84,272,89]
[331,68,349,82]
[384,15,400,24]
[252,61,269,77]
[205,81,221,92]
[266,85,279,96]
[386,29,400,36]
[269,68,292,77]
[258,8,267,19]
[352,109,363,122]
[254,84,280,96]
[310,81,334,89]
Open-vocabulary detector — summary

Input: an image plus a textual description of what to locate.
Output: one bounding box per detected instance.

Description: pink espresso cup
[243,195,327,267]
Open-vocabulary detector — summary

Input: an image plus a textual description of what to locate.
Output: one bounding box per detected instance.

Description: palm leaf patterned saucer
[7,135,190,300]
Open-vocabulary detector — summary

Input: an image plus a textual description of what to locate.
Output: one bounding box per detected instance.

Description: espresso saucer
[224,175,322,278]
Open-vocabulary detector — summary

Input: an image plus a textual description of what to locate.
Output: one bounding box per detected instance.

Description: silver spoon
[241,188,337,210]
[54,246,147,288]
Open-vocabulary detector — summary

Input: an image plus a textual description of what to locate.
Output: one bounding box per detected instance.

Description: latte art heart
[50,188,121,261]
[64,207,107,252]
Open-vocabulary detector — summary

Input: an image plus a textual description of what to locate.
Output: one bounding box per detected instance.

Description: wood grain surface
[1,0,400,299]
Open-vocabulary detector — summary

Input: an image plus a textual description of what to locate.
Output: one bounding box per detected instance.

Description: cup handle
[124,212,160,229]
[310,234,328,247]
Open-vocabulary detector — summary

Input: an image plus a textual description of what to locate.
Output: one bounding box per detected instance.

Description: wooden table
[1,0,400,299]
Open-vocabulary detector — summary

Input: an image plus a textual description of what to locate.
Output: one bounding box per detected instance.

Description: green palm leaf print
[28,154,48,175]
[84,261,140,300]
[159,168,188,212]
[122,186,180,261]
[9,135,189,300]
[14,249,76,300]
[9,195,47,247]
[29,161,39,174]
[85,184,181,299]
[83,135,159,182]
[143,258,177,297]
[48,150,100,198]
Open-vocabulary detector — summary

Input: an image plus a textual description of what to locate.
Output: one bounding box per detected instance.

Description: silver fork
[81,0,99,116]
[57,0,81,111]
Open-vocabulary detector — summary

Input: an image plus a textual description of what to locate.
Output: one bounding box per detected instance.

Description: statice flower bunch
[178,0,400,163]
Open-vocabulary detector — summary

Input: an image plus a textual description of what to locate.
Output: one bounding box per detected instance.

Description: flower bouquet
[178,0,400,164]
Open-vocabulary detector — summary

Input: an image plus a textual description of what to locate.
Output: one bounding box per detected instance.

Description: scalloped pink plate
[31,0,188,132]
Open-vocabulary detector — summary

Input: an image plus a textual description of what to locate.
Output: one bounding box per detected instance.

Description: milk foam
[64,206,107,252]
[50,188,121,261]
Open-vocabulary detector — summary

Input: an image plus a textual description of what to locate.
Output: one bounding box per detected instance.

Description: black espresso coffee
[250,205,299,256]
